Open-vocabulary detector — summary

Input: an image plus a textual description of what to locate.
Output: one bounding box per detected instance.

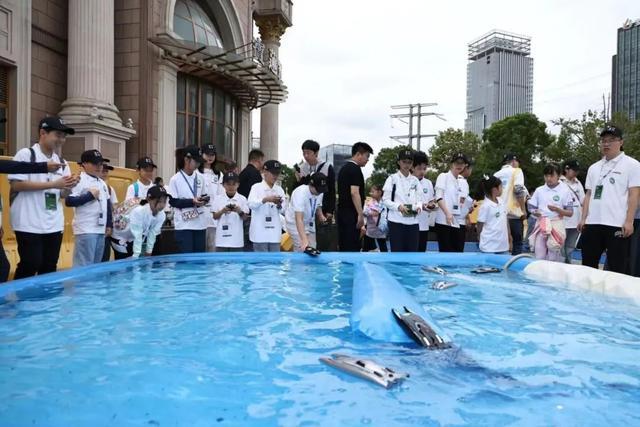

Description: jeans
[73,233,106,267]
[252,242,281,252]
[174,229,207,253]
[14,231,63,279]
[563,228,579,264]
[508,218,524,255]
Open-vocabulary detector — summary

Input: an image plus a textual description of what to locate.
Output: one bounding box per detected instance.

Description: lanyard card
[45,192,57,211]
[593,185,604,200]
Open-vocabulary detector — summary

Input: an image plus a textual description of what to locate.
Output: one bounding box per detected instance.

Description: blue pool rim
[0,252,533,299]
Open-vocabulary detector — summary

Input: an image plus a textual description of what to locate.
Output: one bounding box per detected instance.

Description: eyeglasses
[600,138,621,145]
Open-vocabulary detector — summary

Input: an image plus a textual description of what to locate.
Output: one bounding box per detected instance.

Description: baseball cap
[502,153,519,164]
[39,116,75,135]
[397,148,414,161]
[309,172,329,194]
[451,152,470,164]
[563,160,580,171]
[222,171,240,184]
[600,124,623,139]
[202,143,217,155]
[263,160,282,174]
[182,145,203,163]
[147,185,170,199]
[80,149,105,164]
[137,156,157,169]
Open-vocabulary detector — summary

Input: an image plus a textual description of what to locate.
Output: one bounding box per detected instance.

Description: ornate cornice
[254,15,290,44]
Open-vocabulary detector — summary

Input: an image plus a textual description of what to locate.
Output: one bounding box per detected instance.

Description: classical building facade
[0,0,290,178]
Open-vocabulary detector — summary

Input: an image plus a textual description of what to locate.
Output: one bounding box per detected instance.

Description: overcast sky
[253,0,635,174]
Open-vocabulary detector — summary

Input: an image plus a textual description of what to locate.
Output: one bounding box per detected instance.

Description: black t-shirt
[238,164,262,198]
[337,161,364,213]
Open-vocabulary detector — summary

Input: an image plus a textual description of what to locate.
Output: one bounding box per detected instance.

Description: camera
[199,194,210,203]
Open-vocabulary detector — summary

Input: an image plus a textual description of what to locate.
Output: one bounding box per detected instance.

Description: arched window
[173,0,224,48]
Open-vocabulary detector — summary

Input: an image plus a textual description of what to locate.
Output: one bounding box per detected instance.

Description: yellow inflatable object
[1,156,138,280]
[281,232,293,252]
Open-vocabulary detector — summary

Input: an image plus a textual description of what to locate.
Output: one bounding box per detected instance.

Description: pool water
[1,257,639,426]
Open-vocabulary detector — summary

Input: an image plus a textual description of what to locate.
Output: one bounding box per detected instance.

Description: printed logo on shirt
[553,195,560,202]
[495,211,500,217]
[609,177,615,184]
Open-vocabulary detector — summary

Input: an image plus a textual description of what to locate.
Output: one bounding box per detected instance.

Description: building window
[173,0,224,48]
[0,66,8,155]
[176,73,238,159]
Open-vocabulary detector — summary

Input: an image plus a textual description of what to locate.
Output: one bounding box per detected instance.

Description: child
[168,145,209,253]
[128,185,169,258]
[560,160,585,263]
[211,172,249,251]
[382,148,425,252]
[66,150,112,267]
[248,160,286,252]
[434,153,469,252]
[126,157,157,200]
[201,143,223,252]
[477,176,510,254]
[285,172,328,252]
[100,162,117,262]
[362,184,388,252]
[528,163,574,262]
[412,151,437,252]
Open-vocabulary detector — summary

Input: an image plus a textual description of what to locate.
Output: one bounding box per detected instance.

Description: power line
[389,103,445,151]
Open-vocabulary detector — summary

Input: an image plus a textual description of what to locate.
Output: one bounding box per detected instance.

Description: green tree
[478,113,556,189]
[428,128,482,173]
[366,145,412,189]
[278,164,297,194]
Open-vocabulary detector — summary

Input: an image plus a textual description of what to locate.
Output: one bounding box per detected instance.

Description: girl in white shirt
[412,151,437,252]
[168,145,209,253]
[434,153,469,252]
[382,149,424,252]
[129,185,168,258]
[248,160,286,252]
[528,163,574,262]
[477,176,510,254]
[200,143,223,252]
[560,160,585,264]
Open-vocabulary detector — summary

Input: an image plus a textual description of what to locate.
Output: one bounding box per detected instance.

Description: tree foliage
[366,145,412,189]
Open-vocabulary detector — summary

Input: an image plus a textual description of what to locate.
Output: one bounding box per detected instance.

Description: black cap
[451,152,469,164]
[137,156,157,169]
[222,171,239,184]
[202,143,217,155]
[309,172,329,194]
[397,148,414,161]
[182,145,203,163]
[263,160,282,174]
[80,149,105,164]
[147,185,170,199]
[600,124,623,139]
[502,153,519,164]
[563,160,580,171]
[39,116,75,135]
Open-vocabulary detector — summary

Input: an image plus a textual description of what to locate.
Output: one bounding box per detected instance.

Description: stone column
[156,62,179,179]
[58,0,134,165]
[255,16,289,162]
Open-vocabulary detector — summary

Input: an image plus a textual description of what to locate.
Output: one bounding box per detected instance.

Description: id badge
[221,225,231,238]
[594,185,603,200]
[265,216,272,222]
[45,192,57,211]
[97,212,106,226]
[452,204,460,214]
[222,225,229,231]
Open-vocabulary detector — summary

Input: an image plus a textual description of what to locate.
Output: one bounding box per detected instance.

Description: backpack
[376,205,389,235]
[9,147,36,206]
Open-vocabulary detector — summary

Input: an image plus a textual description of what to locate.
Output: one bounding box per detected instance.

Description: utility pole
[390,103,444,151]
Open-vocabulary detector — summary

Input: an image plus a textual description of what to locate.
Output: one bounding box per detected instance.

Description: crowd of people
[0,116,638,283]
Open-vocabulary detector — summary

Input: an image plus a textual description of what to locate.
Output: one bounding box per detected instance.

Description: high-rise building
[612,18,640,121]
[318,144,352,177]
[465,30,533,136]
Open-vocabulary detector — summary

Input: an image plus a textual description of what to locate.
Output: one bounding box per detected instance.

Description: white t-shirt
[477,198,509,253]
[494,165,526,219]
[434,171,465,228]
[382,172,424,225]
[202,168,223,228]
[416,177,435,231]
[584,153,640,227]
[129,204,166,257]
[560,176,585,229]
[528,183,574,221]
[70,172,110,235]
[210,192,249,248]
[285,185,323,233]
[109,186,118,204]
[458,176,474,219]
[125,180,153,201]
[248,181,286,244]
[8,144,71,233]
[168,170,208,231]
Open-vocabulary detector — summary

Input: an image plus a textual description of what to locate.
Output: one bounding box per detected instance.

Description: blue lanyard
[310,197,317,217]
[179,170,197,197]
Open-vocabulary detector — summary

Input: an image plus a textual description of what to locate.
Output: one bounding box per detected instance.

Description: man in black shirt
[337,142,374,251]
[238,149,264,198]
